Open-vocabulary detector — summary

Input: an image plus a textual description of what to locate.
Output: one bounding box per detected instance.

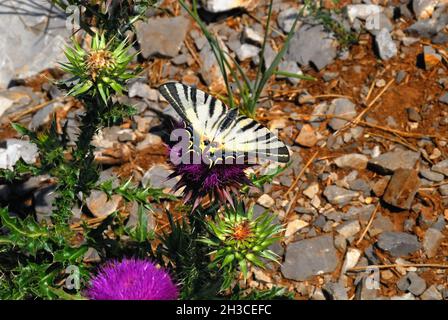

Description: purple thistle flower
[86,258,178,300]
[167,145,251,209]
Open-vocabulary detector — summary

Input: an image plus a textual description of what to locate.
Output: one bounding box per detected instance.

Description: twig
[7,97,65,122]
[336,79,394,135]
[349,263,448,272]
[284,150,319,199]
[355,203,380,246]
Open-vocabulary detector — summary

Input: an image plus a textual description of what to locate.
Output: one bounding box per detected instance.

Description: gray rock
[368,148,420,174]
[141,164,177,189]
[128,82,158,101]
[235,43,260,61]
[323,185,359,206]
[406,7,448,38]
[200,0,256,13]
[323,281,348,300]
[413,0,439,20]
[277,60,303,85]
[397,272,427,296]
[136,16,190,58]
[33,185,57,223]
[423,228,444,258]
[369,215,394,237]
[420,285,443,300]
[336,220,361,239]
[383,169,420,210]
[30,101,65,130]
[334,154,369,170]
[346,4,382,23]
[0,139,39,170]
[327,98,357,130]
[0,95,14,118]
[406,108,422,122]
[440,184,448,196]
[396,70,407,84]
[241,26,263,46]
[286,24,338,70]
[376,232,421,257]
[420,168,445,182]
[86,190,122,218]
[277,7,301,33]
[355,276,380,300]
[432,159,448,176]
[439,92,448,104]
[0,0,68,88]
[375,28,397,60]
[263,43,276,69]
[282,234,338,281]
[349,179,372,195]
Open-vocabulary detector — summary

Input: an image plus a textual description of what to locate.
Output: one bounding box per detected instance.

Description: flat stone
[200,0,258,13]
[336,220,361,239]
[0,95,14,118]
[277,7,301,33]
[383,169,420,210]
[432,159,448,176]
[397,272,427,296]
[405,8,448,38]
[241,27,263,46]
[375,28,397,60]
[413,0,439,20]
[341,248,361,274]
[420,168,445,182]
[282,234,338,281]
[346,4,382,23]
[369,214,394,237]
[257,194,275,208]
[277,60,303,85]
[303,182,319,199]
[372,176,391,197]
[376,231,421,257]
[136,16,190,58]
[86,190,122,218]
[128,82,158,101]
[0,139,38,170]
[423,228,444,258]
[235,43,260,61]
[439,92,448,104]
[323,281,348,300]
[285,219,309,238]
[33,185,57,223]
[327,98,357,131]
[420,285,443,300]
[368,148,420,175]
[286,24,338,70]
[142,164,177,190]
[324,185,359,206]
[295,124,318,147]
[0,0,68,88]
[423,45,442,70]
[334,154,369,170]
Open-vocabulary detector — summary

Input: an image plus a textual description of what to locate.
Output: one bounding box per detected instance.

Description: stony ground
[1,0,448,300]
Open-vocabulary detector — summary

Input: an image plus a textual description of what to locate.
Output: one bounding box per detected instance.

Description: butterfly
[158,82,290,165]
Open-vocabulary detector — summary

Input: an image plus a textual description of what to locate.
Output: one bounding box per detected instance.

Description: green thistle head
[60,33,136,104]
[202,202,283,290]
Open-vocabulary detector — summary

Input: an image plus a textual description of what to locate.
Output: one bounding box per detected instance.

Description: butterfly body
[158,82,290,165]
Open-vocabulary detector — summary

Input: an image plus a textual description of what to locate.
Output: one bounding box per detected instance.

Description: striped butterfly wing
[158,82,290,164]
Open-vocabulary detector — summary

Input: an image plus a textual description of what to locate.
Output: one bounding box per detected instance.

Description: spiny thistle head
[202,202,283,289]
[85,258,178,300]
[60,33,136,104]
